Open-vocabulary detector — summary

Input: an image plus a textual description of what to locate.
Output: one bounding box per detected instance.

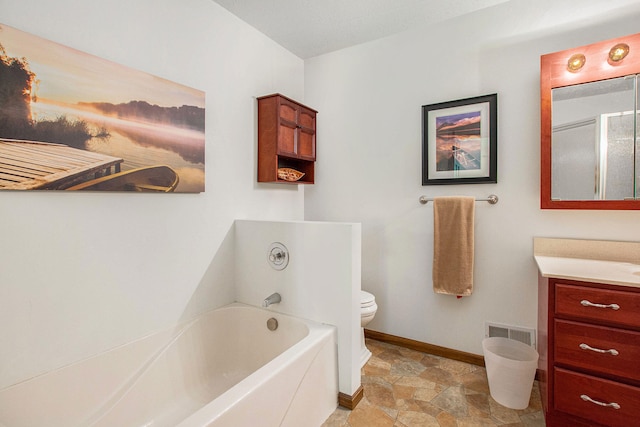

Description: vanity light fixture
[608,43,630,64]
[566,53,586,72]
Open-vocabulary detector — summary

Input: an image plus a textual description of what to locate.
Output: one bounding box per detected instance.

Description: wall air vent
[485,322,536,349]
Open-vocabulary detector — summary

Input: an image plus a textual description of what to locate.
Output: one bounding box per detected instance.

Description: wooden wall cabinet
[257,94,317,184]
[538,277,640,426]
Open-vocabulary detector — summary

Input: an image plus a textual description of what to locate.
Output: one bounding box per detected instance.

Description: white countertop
[535,255,640,288]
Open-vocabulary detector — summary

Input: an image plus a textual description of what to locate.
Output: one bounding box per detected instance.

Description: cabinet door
[277,100,298,157]
[297,106,316,160]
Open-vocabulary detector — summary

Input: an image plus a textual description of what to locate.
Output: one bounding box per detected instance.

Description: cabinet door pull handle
[579,343,619,356]
[580,300,620,310]
[580,394,621,409]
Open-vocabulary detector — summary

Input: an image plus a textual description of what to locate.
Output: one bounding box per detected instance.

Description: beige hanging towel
[432,196,475,296]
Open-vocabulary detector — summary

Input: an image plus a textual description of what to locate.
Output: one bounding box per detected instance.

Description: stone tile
[419,366,458,387]
[457,417,501,426]
[390,359,427,376]
[395,398,424,412]
[394,375,437,390]
[419,354,442,367]
[436,410,458,427]
[322,340,545,427]
[431,386,469,418]
[459,370,491,395]
[396,410,440,427]
[366,339,389,355]
[379,405,399,420]
[520,411,546,427]
[364,381,397,409]
[414,399,445,419]
[439,358,475,375]
[320,406,350,427]
[392,383,415,400]
[395,346,428,361]
[377,348,407,364]
[465,391,491,417]
[348,402,395,427]
[413,387,440,402]
[366,338,397,352]
[364,356,392,376]
[362,375,393,387]
[488,398,522,424]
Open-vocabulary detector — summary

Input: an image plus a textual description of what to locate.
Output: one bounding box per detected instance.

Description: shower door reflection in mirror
[551,75,638,201]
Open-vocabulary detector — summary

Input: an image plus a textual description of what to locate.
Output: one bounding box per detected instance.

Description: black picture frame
[422,93,497,185]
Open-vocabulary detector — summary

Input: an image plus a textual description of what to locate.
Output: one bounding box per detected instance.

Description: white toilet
[360,290,378,368]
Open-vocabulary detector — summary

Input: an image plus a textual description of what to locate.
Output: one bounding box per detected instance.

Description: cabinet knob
[580,299,620,310]
[580,394,621,410]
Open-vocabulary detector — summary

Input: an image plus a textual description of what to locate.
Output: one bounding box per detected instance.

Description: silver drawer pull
[579,343,619,356]
[580,300,620,310]
[580,394,621,409]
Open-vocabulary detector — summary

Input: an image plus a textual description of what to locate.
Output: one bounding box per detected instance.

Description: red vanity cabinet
[538,277,640,426]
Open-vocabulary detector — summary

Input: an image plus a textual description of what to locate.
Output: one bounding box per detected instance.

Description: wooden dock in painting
[0,138,123,190]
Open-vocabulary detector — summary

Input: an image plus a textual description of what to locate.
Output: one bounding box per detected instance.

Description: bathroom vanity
[534,238,640,427]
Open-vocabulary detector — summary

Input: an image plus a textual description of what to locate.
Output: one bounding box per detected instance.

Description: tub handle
[579,343,619,356]
[267,242,289,270]
[580,394,620,410]
[580,300,620,310]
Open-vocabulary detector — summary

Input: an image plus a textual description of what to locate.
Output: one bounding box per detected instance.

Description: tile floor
[322,338,545,427]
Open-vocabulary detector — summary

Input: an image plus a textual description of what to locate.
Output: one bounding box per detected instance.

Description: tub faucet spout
[263,293,281,307]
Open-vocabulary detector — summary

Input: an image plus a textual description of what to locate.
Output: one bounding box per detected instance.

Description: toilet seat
[360,290,376,306]
[360,290,378,318]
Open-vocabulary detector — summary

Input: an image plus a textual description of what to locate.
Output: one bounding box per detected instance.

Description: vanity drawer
[555,368,640,427]
[554,319,640,381]
[555,283,640,329]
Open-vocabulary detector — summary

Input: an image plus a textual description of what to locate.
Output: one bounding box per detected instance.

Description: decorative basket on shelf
[277,168,305,182]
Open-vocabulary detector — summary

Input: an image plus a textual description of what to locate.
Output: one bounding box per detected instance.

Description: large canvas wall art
[0,23,205,192]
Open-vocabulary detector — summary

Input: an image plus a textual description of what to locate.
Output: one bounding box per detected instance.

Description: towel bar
[419,194,499,205]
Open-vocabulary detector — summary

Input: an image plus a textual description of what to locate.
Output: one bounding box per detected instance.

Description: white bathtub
[0,303,338,427]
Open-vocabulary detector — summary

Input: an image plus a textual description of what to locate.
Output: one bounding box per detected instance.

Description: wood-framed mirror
[541,33,640,209]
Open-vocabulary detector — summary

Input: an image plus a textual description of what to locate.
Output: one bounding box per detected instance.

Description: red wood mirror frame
[541,33,640,209]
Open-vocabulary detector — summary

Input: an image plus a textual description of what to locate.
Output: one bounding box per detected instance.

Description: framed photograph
[422,93,497,185]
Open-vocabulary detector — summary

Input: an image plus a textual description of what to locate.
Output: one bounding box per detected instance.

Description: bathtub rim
[175,303,337,427]
[85,302,336,426]
[0,302,322,393]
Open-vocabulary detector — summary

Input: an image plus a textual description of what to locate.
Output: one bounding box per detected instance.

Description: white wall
[4,0,640,395]
[234,220,361,396]
[0,0,306,389]
[304,0,640,356]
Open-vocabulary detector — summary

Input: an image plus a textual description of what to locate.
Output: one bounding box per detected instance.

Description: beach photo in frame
[422,93,497,185]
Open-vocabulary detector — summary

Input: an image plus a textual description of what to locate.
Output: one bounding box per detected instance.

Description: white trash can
[482,337,539,410]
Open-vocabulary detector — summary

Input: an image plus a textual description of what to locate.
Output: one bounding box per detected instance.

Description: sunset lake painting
[435,111,481,172]
[0,23,205,192]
